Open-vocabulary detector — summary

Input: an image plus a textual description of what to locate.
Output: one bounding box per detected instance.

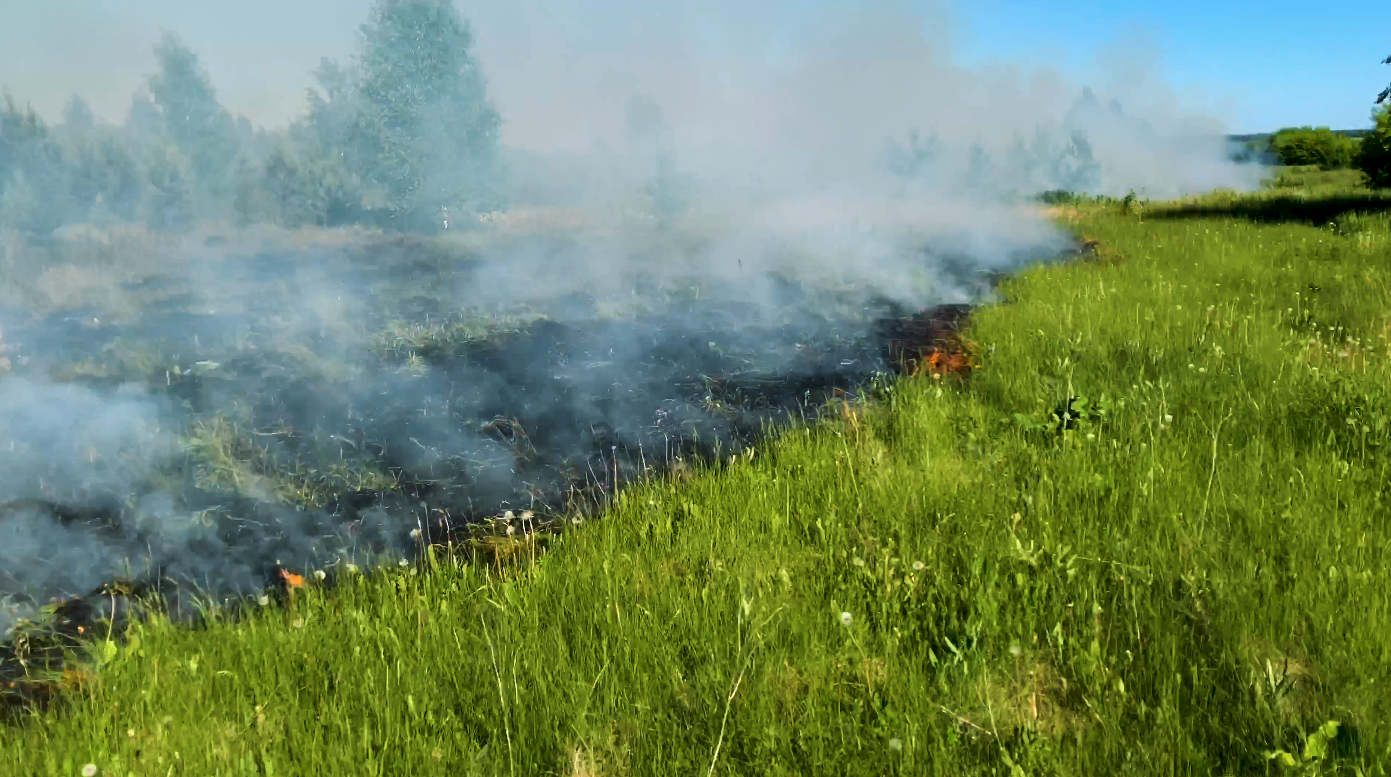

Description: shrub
[1354,105,1391,189]
[1271,126,1360,170]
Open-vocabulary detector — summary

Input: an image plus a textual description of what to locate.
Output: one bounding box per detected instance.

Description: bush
[1354,105,1391,189]
[1270,126,1360,170]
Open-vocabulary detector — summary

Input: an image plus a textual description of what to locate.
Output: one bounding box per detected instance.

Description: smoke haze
[0,0,1265,634]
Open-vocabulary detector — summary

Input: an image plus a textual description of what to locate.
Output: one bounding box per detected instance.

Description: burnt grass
[0,234,1002,712]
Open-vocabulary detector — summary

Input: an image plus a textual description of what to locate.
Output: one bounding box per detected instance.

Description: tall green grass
[3,196,1389,776]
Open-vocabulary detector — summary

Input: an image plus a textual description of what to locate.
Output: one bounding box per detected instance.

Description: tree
[1355,104,1391,189]
[879,128,939,183]
[624,94,689,226]
[69,134,143,222]
[147,33,240,207]
[353,0,503,230]
[62,95,96,137]
[1053,130,1101,192]
[1379,55,1390,105]
[0,93,71,234]
[144,142,195,232]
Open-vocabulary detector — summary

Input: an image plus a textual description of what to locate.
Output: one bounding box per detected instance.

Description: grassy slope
[3,184,1391,776]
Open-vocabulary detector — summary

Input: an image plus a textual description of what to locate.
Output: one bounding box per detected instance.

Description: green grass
[4,182,1391,775]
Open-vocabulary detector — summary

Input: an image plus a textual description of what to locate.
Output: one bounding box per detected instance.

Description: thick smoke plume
[0,0,1262,635]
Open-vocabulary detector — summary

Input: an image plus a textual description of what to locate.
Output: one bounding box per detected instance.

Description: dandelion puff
[399,558,410,567]
[839,612,853,627]
[889,738,903,752]
[82,765,97,777]
[852,557,865,567]
[912,561,924,572]
[409,528,421,540]
[313,570,326,581]
[291,618,304,629]
[257,595,270,607]
[1163,414,1173,423]
[345,563,360,575]
[1009,644,1022,657]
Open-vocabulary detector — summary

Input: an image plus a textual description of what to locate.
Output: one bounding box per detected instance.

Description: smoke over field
[0,0,1261,640]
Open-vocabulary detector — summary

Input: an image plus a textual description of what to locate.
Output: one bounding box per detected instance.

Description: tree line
[0,0,501,236]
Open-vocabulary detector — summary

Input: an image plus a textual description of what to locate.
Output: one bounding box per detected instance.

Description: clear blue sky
[0,0,1386,136]
[952,0,1389,133]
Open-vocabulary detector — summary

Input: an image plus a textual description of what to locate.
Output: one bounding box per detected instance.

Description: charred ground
[0,228,1011,692]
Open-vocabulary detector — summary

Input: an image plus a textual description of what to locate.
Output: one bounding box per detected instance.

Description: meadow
[1,168,1389,775]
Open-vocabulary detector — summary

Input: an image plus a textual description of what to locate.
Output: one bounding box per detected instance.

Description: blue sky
[952,0,1389,133]
[0,0,1386,136]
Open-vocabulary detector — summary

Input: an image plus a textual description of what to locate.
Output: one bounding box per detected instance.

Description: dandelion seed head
[1009,644,1021,657]
[82,765,97,777]
[291,618,304,629]
[409,528,421,540]
[889,738,903,751]
[399,558,410,567]
[912,561,925,572]
[839,611,853,627]
[313,570,326,581]
[256,595,270,607]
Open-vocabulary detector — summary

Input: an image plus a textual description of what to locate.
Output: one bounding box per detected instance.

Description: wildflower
[291,618,304,629]
[409,528,422,540]
[1086,432,1096,441]
[1163,414,1173,423]
[313,570,326,581]
[503,510,515,521]
[912,561,925,572]
[127,729,135,738]
[345,563,360,575]
[82,765,97,777]
[889,738,903,752]
[399,558,410,567]
[852,557,865,567]
[839,612,853,627]
[1009,644,1022,657]
[257,595,270,607]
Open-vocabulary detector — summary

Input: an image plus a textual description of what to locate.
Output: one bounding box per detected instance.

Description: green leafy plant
[1354,104,1391,189]
[1264,720,1345,772]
